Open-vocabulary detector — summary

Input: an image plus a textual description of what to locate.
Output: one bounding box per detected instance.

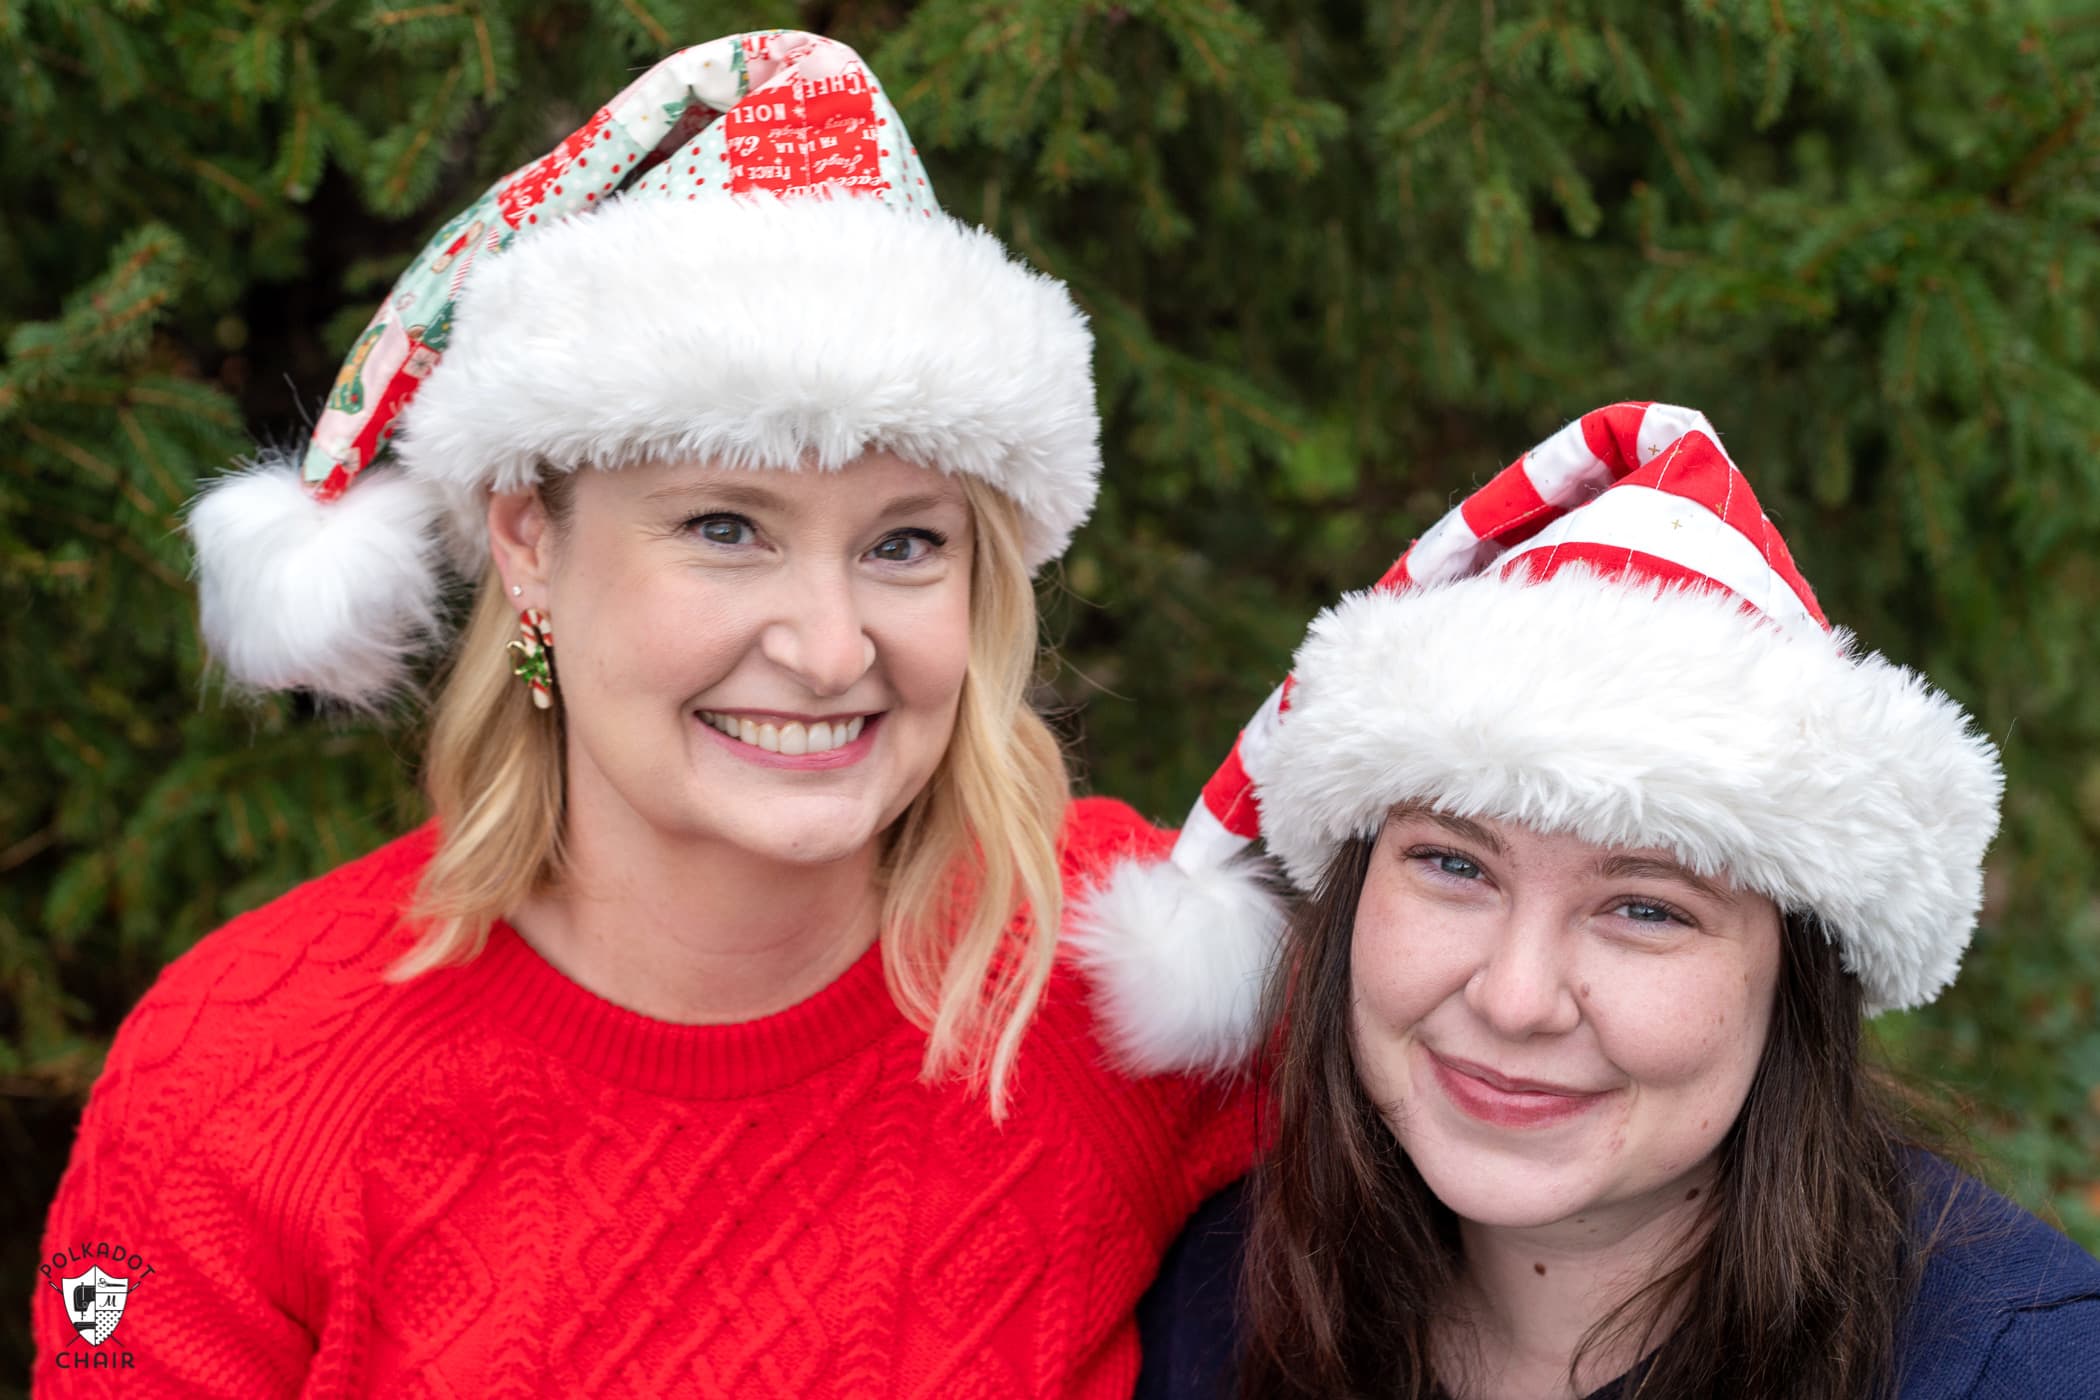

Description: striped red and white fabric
[1168,400,1821,883]
[1074,399,1998,1072]
[1381,400,1824,627]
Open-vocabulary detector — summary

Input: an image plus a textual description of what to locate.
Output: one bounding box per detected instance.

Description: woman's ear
[486,489,553,608]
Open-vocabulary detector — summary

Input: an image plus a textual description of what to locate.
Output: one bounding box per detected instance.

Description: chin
[1395,1107,1612,1229]
[709,814,885,867]
[1410,1150,1603,1230]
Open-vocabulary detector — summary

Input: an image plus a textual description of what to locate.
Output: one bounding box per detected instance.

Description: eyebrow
[1390,804,1507,855]
[869,492,964,520]
[1389,806,1733,902]
[644,480,786,509]
[1592,853,1731,904]
[641,481,964,519]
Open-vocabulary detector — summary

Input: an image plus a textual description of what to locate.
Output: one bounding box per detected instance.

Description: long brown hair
[1238,835,1932,1400]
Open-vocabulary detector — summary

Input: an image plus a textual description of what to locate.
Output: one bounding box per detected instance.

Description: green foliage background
[5,0,2098,1378]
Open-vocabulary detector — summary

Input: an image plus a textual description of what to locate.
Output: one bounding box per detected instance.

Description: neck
[1442,1170,1714,1400]
[510,775,884,1027]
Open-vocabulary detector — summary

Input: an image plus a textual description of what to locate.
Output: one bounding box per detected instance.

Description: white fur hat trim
[1068,798,1288,1075]
[188,454,445,708]
[1249,567,2005,1013]
[396,193,1099,574]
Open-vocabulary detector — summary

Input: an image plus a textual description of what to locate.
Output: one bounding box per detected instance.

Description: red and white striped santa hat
[188,32,1097,706]
[1074,401,2004,1074]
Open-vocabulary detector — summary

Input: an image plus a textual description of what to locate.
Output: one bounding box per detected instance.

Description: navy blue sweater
[1136,1155,2100,1399]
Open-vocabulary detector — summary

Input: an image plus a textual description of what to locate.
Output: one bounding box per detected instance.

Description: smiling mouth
[1425,1048,1612,1129]
[697,711,868,756]
[1435,1054,1596,1098]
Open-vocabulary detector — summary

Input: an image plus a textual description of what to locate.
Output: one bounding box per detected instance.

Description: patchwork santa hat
[1074,401,2004,1074]
[189,31,1098,706]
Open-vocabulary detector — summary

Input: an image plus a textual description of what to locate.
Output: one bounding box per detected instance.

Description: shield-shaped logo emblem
[59,1266,129,1346]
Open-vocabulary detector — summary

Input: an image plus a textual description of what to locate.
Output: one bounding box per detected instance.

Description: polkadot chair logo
[61,1266,129,1345]
[42,1242,154,1370]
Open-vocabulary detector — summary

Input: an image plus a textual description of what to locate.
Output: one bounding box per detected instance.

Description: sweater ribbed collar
[469,921,906,1098]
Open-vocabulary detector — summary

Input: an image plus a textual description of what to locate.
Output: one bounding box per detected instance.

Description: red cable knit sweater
[35,797,1253,1397]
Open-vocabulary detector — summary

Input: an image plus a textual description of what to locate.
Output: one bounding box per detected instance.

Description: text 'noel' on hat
[188,31,1100,707]
[1073,401,2004,1075]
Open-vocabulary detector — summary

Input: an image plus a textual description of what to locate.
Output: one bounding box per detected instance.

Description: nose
[757,566,877,698]
[1463,909,1582,1039]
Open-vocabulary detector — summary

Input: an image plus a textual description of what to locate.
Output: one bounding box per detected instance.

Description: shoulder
[1057,794,1176,887]
[79,826,439,1144]
[1005,800,1259,1231]
[37,830,442,1380]
[1896,1152,2100,1398]
[1905,1152,2100,1310]
[124,824,436,1036]
[1135,1175,1252,1400]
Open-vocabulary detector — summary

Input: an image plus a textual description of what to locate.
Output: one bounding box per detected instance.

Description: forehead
[585,450,969,511]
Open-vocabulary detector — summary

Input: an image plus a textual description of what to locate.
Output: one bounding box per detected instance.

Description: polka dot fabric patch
[302,31,940,495]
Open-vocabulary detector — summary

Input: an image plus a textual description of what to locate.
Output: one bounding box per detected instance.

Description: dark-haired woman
[1076,402,2100,1399]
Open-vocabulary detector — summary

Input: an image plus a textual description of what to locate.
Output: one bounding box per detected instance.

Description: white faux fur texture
[1248,569,2004,1013]
[187,456,445,707]
[397,194,1100,573]
[1068,854,1288,1076]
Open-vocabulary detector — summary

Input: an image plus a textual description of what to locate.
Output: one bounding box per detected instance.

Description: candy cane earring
[507,608,555,709]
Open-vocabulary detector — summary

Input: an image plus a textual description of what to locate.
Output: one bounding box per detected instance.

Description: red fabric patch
[1758,524,1827,627]
[1618,432,1828,627]
[1202,738,1264,840]
[725,65,888,197]
[1625,432,1758,534]
[1580,401,1653,477]
[313,463,352,502]
[1460,458,1564,549]
[346,359,426,473]
[498,109,611,227]
[1503,540,1745,606]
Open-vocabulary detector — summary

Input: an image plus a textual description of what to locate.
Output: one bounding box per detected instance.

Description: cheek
[1348,878,1468,1054]
[1589,956,1774,1148]
[563,566,749,698]
[874,581,973,708]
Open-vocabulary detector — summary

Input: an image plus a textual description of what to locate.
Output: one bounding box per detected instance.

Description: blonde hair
[401,471,1069,1115]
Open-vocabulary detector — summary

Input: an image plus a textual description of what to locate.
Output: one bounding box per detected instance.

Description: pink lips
[1425,1048,1612,1129]
[696,712,880,771]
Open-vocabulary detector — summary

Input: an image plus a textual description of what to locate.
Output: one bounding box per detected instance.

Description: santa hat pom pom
[187,456,446,709]
[1069,855,1288,1077]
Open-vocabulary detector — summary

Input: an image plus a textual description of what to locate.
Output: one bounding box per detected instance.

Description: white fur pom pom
[1067,855,1287,1077]
[187,456,446,708]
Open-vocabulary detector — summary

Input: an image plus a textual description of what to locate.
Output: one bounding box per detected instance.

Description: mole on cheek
[1533,1263,1547,1276]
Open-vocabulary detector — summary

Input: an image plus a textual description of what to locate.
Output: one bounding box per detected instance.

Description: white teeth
[700,712,870,754]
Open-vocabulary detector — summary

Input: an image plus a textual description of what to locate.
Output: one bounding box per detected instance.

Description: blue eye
[869,529,945,564]
[1614,900,1687,926]
[692,515,754,546]
[1429,852,1483,880]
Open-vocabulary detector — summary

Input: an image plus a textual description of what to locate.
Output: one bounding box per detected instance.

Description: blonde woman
[35,35,1252,1396]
